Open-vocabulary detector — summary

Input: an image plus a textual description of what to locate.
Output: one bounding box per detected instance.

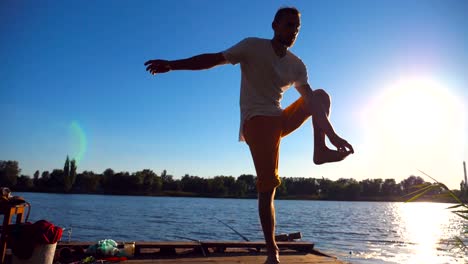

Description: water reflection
[394,202,464,264]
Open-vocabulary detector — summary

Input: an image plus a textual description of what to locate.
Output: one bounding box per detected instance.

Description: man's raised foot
[313,147,352,165]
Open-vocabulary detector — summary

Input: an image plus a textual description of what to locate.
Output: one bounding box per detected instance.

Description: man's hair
[273,7,300,23]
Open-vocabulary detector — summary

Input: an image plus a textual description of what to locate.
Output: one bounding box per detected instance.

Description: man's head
[272,7,301,48]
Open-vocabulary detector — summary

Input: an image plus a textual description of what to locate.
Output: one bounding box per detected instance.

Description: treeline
[1,158,466,202]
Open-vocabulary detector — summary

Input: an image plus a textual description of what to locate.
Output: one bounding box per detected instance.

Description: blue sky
[1,0,467,189]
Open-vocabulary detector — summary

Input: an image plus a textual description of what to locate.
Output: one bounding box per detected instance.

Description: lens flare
[69,121,87,166]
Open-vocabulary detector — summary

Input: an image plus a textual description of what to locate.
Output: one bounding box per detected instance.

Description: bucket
[12,243,57,264]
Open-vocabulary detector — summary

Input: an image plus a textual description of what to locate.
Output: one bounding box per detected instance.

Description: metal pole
[464,161,467,188]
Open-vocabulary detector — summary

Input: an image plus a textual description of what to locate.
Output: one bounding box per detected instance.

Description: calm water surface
[17,192,467,263]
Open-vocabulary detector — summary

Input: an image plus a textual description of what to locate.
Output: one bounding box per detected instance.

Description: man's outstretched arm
[296,84,354,153]
[145,53,228,75]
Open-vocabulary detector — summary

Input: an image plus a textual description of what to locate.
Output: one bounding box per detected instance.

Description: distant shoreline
[4,159,466,204]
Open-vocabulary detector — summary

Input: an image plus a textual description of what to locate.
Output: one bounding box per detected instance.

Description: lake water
[16,192,467,263]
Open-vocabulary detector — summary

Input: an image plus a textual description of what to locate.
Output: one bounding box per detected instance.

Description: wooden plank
[58,241,314,250]
[136,241,202,248]
[121,254,346,263]
[135,241,313,248]
[57,241,96,247]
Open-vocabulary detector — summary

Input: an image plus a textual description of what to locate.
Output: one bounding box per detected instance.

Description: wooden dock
[53,241,347,263]
[122,254,345,263]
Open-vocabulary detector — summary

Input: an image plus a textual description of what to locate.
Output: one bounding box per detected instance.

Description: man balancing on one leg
[145,7,354,264]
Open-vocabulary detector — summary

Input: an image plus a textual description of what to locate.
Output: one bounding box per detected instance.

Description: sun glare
[360,76,466,186]
[370,77,463,148]
[397,203,456,264]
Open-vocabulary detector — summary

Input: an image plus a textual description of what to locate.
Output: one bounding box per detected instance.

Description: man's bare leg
[311,89,351,165]
[259,189,280,264]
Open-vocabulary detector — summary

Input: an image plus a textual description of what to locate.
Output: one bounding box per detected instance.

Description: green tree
[70,159,77,188]
[216,176,236,196]
[360,178,383,197]
[0,160,20,186]
[181,174,207,193]
[282,177,318,196]
[101,168,115,192]
[341,178,361,200]
[75,171,100,193]
[152,175,163,193]
[231,180,248,197]
[327,180,346,200]
[208,177,227,195]
[134,169,162,194]
[318,178,333,199]
[63,156,73,191]
[128,171,144,193]
[237,174,256,196]
[382,179,398,196]
[276,177,288,197]
[64,156,70,179]
[39,171,50,189]
[140,170,154,193]
[161,171,180,191]
[49,169,64,191]
[111,172,132,194]
[16,175,33,190]
[33,170,40,187]
[400,175,425,194]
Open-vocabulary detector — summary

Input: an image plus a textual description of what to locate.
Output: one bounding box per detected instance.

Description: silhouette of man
[145,7,353,264]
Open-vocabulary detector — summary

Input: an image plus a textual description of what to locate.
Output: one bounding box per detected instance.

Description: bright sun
[368,77,463,148]
[362,76,465,177]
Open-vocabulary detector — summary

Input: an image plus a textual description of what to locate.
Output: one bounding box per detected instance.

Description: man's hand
[145,60,171,75]
[329,134,354,154]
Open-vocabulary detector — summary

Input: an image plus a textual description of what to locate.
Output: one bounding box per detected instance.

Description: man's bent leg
[281,90,350,164]
[310,89,351,164]
[259,189,280,263]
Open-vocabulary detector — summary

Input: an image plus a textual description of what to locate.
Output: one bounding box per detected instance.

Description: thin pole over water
[464,161,467,188]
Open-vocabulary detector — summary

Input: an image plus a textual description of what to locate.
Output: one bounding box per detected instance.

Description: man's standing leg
[259,189,279,262]
[243,116,282,263]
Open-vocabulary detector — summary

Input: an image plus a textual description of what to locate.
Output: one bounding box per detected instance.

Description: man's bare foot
[264,246,280,264]
[314,147,352,165]
[264,254,280,264]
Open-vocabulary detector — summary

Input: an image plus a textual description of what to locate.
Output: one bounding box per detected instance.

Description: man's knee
[257,177,281,194]
[313,89,331,113]
[313,89,330,103]
[258,189,276,203]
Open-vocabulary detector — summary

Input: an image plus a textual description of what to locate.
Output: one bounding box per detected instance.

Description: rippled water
[17,192,467,263]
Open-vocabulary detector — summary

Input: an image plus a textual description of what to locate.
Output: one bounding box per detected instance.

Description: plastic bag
[86,239,119,256]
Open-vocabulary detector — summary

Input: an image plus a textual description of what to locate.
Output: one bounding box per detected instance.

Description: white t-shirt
[223,37,309,141]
